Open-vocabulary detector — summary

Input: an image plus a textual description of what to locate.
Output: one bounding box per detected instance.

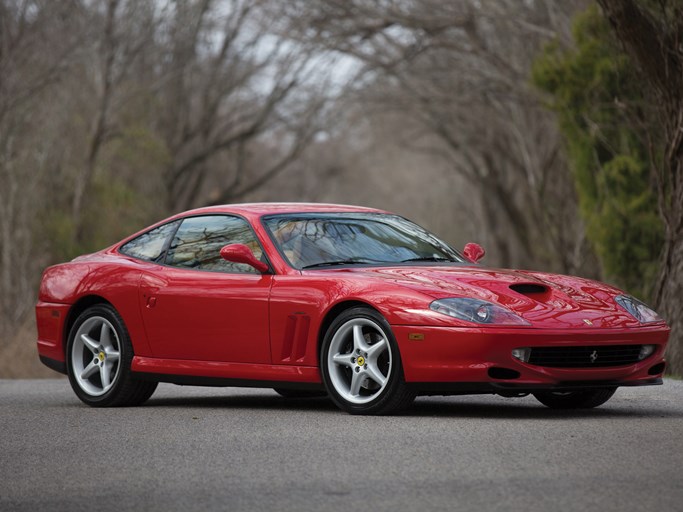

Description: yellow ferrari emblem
[98,352,105,362]
[356,356,365,366]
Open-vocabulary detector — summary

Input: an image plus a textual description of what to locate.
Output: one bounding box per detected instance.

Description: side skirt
[133,372,325,391]
[130,356,322,389]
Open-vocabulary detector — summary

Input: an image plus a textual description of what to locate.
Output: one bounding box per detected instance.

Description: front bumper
[392,323,669,390]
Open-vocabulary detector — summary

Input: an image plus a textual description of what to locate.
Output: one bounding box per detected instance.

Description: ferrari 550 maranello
[36,203,669,414]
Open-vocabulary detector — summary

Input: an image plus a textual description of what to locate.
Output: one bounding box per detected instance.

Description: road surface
[1,379,681,511]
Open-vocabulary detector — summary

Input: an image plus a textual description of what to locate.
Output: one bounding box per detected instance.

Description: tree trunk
[597,0,683,375]
[71,0,119,246]
[656,233,683,374]
[0,163,15,339]
[654,107,683,374]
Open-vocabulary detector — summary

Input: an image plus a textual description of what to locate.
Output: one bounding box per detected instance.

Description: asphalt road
[1,379,681,512]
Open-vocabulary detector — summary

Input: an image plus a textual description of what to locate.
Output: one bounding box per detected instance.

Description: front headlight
[430,298,530,326]
[615,295,662,324]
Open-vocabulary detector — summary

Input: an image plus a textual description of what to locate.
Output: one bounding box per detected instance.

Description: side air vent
[280,314,311,363]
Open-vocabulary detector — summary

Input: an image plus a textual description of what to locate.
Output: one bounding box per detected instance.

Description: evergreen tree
[533,5,663,302]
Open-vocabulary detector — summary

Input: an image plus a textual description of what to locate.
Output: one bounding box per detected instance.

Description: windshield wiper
[301,259,378,269]
[400,256,454,263]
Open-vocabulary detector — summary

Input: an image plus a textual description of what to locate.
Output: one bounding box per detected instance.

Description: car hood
[333,265,645,329]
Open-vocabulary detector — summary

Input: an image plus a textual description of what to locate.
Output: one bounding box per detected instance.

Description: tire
[320,307,415,415]
[66,304,157,407]
[533,388,617,409]
[273,388,327,399]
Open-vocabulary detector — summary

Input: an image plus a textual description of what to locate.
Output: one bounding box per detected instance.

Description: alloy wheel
[326,317,392,404]
[71,316,121,397]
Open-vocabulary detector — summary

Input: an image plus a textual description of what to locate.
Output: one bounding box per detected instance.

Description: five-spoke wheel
[71,316,121,396]
[67,304,157,407]
[321,307,414,414]
[327,317,392,404]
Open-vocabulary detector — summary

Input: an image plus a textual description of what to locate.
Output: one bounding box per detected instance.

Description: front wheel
[66,304,157,407]
[321,307,415,415]
[533,388,617,409]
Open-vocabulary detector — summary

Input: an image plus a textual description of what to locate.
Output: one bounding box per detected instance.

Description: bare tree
[0,0,329,375]
[70,0,161,244]
[273,0,592,272]
[0,1,82,338]
[157,0,326,211]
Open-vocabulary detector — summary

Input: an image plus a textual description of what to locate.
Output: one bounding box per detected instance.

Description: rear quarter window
[119,220,180,262]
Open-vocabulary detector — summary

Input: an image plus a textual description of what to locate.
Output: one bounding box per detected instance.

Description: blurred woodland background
[1,0,682,377]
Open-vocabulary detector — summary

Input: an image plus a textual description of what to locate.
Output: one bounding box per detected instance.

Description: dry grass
[0,321,63,378]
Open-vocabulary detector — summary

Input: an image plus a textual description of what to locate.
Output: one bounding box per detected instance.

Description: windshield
[262,213,464,269]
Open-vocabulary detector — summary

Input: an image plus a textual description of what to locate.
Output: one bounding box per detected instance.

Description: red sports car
[36,203,669,414]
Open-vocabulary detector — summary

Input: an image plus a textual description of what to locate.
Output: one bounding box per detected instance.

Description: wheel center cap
[356,356,365,367]
[98,352,105,362]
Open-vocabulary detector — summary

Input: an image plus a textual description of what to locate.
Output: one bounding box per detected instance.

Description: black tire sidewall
[320,307,407,414]
[66,304,132,407]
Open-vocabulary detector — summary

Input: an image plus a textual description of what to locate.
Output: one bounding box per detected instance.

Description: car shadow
[140,392,683,420]
[403,397,682,420]
[144,393,339,413]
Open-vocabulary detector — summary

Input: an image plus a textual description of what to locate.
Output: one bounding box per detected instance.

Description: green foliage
[38,211,79,263]
[77,123,171,255]
[37,109,171,264]
[38,176,147,263]
[532,5,663,300]
[82,176,143,251]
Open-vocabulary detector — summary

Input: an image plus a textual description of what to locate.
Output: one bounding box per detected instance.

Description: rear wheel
[66,304,157,407]
[533,388,617,409]
[321,307,415,415]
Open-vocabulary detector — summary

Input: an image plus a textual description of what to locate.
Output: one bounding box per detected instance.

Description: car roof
[178,202,389,218]
[112,203,392,251]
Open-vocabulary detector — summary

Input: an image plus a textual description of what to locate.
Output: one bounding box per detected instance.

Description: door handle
[146,296,157,309]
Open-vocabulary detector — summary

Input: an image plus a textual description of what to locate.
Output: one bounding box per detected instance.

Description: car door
[138,215,272,363]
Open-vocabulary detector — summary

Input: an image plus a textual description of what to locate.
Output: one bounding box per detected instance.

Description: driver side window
[165,215,264,274]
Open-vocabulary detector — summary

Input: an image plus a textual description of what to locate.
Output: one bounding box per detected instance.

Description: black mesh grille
[528,345,643,368]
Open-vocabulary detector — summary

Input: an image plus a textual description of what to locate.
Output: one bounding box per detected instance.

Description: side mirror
[219,244,269,273]
[463,242,485,263]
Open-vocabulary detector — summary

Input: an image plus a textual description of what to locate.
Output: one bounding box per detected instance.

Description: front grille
[528,345,643,368]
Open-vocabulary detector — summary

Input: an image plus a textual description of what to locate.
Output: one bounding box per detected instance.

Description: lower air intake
[488,367,521,380]
[528,345,643,368]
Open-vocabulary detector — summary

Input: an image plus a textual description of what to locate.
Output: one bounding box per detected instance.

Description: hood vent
[509,283,550,301]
